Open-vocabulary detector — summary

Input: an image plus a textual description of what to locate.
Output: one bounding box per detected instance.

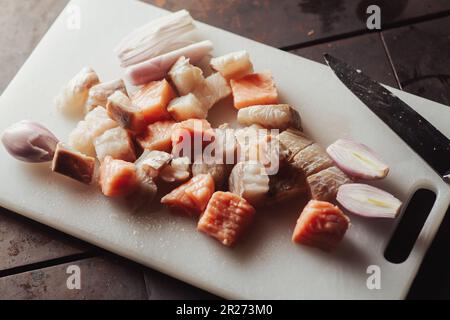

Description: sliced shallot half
[326,139,389,180]
[336,183,402,218]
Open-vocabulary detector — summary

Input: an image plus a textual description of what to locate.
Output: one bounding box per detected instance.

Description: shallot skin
[1,120,59,163]
[125,40,213,85]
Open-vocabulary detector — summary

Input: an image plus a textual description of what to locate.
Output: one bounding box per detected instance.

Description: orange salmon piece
[171,119,215,159]
[99,156,139,197]
[230,72,279,109]
[292,200,350,251]
[161,174,215,216]
[131,79,176,124]
[198,191,255,247]
[136,120,176,152]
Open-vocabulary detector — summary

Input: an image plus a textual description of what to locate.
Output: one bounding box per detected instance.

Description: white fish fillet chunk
[55,67,99,116]
[229,161,269,206]
[169,56,205,96]
[237,104,301,130]
[135,150,172,179]
[94,127,136,162]
[160,156,191,183]
[210,50,253,80]
[69,107,118,157]
[85,79,127,113]
[192,72,231,110]
[167,93,208,121]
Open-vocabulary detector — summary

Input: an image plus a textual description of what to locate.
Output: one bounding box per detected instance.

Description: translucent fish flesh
[192,162,228,189]
[69,107,118,157]
[237,104,301,130]
[160,156,191,183]
[277,128,312,161]
[168,56,205,96]
[167,93,208,121]
[228,161,269,206]
[85,79,127,113]
[94,127,136,162]
[55,67,99,116]
[292,200,350,251]
[307,166,352,202]
[210,50,253,80]
[292,143,334,177]
[192,72,231,110]
[135,150,172,179]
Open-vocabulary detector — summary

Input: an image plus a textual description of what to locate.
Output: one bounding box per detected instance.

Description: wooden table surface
[0,0,449,299]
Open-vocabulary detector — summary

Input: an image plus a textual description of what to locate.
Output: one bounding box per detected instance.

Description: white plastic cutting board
[0,0,449,299]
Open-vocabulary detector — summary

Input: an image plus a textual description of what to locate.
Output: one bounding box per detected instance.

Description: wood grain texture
[144,0,450,48]
[0,256,148,299]
[293,33,398,87]
[382,16,450,106]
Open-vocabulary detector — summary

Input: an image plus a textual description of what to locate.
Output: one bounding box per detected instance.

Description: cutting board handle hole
[384,188,436,264]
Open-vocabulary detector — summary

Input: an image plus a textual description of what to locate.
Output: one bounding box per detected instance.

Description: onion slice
[327,139,389,180]
[337,183,402,218]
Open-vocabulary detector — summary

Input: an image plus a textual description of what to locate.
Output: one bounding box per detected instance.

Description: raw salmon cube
[292,200,350,251]
[136,120,176,152]
[292,143,334,177]
[161,174,215,216]
[99,156,139,197]
[230,72,279,109]
[307,166,352,202]
[131,79,176,124]
[171,119,215,160]
[198,191,255,247]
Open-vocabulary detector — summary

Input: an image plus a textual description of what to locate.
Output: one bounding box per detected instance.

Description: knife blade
[324,53,450,184]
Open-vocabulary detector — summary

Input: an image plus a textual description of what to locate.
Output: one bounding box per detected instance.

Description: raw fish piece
[94,127,136,162]
[51,143,95,184]
[198,191,255,247]
[69,107,118,157]
[106,90,145,132]
[307,166,352,202]
[136,120,175,152]
[168,56,205,95]
[292,143,334,177]
[213,124,238,164]
[292,200,350,251]
[130,169,158,209]
[126,40,214,85]
[192,162,228,189]
[228,161,269,206]
[210,50,253,80]
[277,128,312,161]
[115,10,196,67]
[160,156,191,183]
[167,93,207,121]
[230,72,279,109]
[192,72,231,110]
[171,119,215,160]
[130,79,176,125]
[99,156,139,197]
[55,67,100,116]
[266,165,307,205]
[135,150,172,179]
[237,104,301,130]
[86,79,127,113]
[161,174,215,216]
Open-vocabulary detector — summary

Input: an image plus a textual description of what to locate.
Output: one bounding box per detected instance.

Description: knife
[324,54,450,184]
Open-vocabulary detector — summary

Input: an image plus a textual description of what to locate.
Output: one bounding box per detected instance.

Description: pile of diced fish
[1,10,402,251]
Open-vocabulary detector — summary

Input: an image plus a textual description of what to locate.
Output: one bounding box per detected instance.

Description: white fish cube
[167,93,207,121]
[94,127,136,162]
[210,50,253,80]
[169,56,205,95]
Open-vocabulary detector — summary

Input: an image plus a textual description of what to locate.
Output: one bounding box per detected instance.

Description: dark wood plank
[292,33,398,87]
[382,16,450,106]
[0,256,148,299]
[0,208,89,271]
[144,0,450,48]
[145,268,218,300]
